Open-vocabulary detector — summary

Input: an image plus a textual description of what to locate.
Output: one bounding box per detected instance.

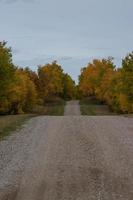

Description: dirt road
[0,101,133,199]
[64,100,81,115]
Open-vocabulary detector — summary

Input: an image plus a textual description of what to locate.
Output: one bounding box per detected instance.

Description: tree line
[0,41,133,114]
[79,56,133,113]
[0,41,76,114]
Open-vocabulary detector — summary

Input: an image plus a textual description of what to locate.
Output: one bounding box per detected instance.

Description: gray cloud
[0,0,133,81]
[0,0,35,3]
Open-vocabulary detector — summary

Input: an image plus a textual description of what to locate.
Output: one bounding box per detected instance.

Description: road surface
[0,101,133,200]
[64,100,81,115]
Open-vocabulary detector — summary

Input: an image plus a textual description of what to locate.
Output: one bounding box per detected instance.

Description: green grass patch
[43,104,65,116]
[80,97,115,116]
[32,100,65,116]
[0,114,33,140]
[80,97,102,105]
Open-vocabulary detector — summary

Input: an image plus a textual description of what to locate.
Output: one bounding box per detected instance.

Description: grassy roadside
[0,114,34,140]
[43,104,65,115]
[80,98,115,116]
[0,100,65,140]
[32,104,65,116]
[32,99,66,116]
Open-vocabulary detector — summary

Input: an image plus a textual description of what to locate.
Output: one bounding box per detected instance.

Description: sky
[0,0,133,82]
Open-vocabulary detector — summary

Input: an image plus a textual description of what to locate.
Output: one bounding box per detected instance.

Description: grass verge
[33,105,65,116]
[80,97,115,116]
[0,114,34,140]
[0,99,65,140]
[32,101,65,116]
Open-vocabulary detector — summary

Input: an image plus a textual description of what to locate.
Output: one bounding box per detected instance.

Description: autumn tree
[79,66,96,96]
[79,58,115,100]
[79,55,133,113]
[105,54,133,113]
[0,41,15,113]
[9,68,37,114]
[38,61,64,103]
[62,73,76,100]
[24,67,40,91]
[120,52,133,112]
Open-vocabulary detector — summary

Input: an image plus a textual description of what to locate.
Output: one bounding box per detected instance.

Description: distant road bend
[0,101,133,200]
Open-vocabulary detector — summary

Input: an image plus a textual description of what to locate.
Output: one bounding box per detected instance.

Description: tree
[9,69,37,114]
[38,61,64,103]
[0,41,15,113]
[79,55,133,113]
[62,73,76,100]
[24,67,40,91]
[121,52,133,112]
[79,58,115,100]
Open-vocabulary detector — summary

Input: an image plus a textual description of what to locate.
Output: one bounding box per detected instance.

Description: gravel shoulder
[0,101,133,199]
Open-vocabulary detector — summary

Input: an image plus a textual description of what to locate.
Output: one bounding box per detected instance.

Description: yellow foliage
[118,93,130,113]
[79,57,133,113]
[9,69,37,114]
[38,62,63,101]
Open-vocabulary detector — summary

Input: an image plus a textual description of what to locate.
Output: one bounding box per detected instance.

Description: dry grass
[0,114,33,139]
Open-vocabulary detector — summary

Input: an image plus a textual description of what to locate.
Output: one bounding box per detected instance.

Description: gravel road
[0,101,133,200]
[64,100,81,115]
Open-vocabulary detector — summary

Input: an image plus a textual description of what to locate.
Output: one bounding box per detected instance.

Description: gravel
[0,101,133,200]
[64,100,81,115]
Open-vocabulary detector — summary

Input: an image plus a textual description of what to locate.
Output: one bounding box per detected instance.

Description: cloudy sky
[0,0,133,81]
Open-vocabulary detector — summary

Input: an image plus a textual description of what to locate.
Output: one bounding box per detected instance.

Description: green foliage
[62,73,76,100]
[0,41,15,113]
[121,53,133,104]
[0,41,15,88]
